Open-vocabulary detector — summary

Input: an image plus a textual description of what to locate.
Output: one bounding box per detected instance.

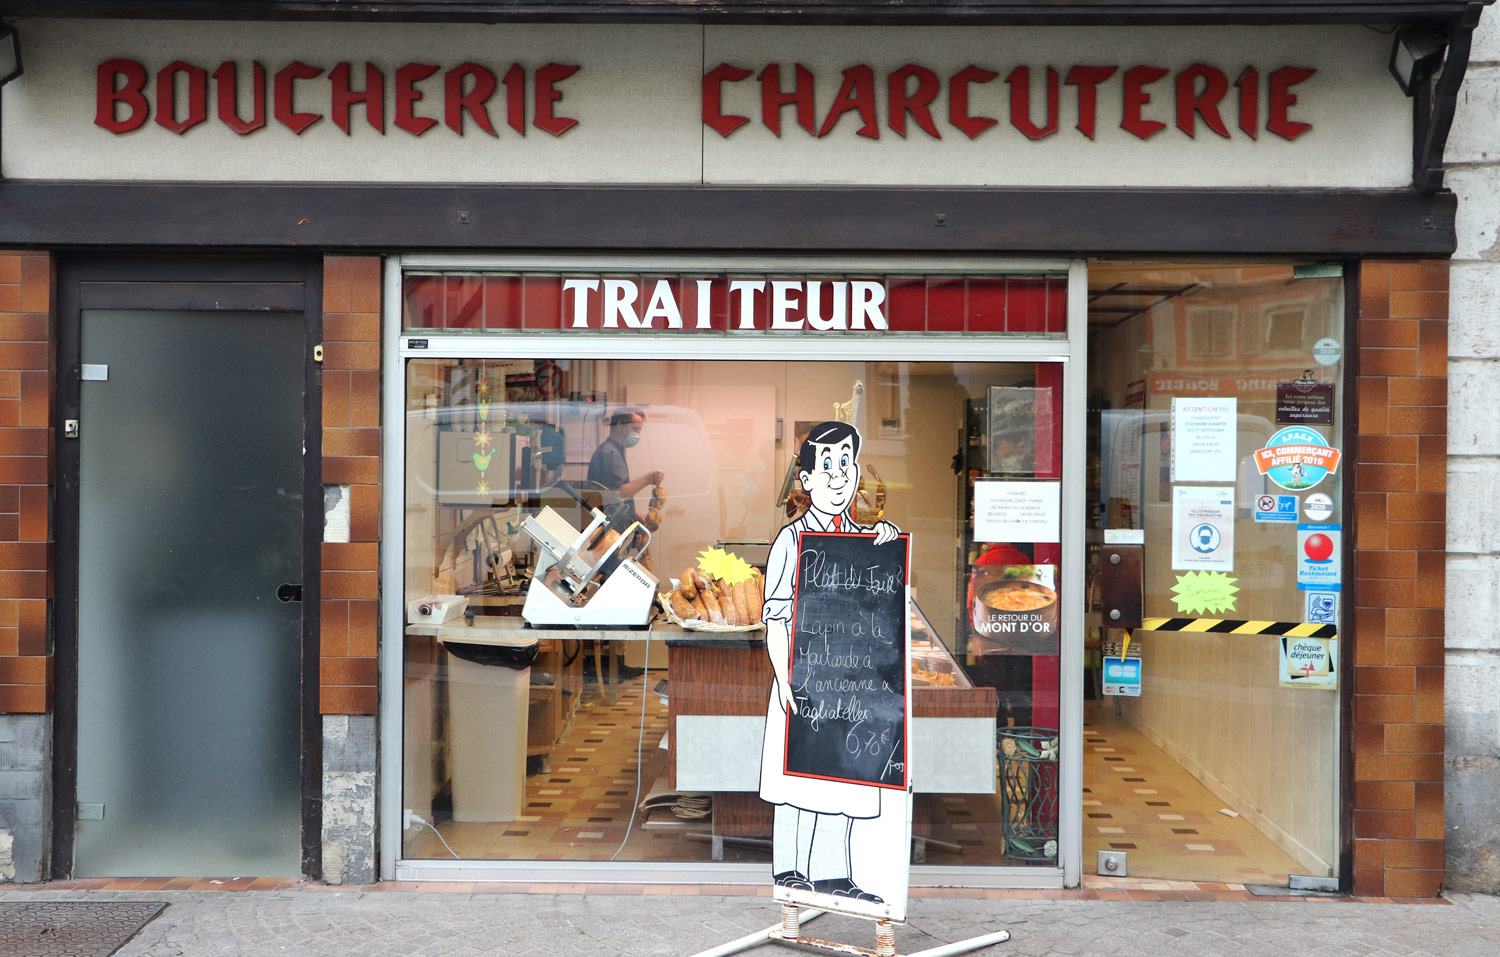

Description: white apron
[756,512,881,819]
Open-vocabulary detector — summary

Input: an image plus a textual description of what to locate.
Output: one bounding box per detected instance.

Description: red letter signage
[331,62,386,134]
[948,66,999,139]
[533,63,580,136]
[1175,63,1230,138]
[1267,67,1315,140]
[703,63,753,137]
[818,66,878,139]
[1007,66,1060,140]
[213,61,266,135]
[888,64,941,139]
[154,61,208,134]
[274,62,324,134]
[1121,65,1169,139]
[395,63,439,135]
[760,64,816,137]
[1064,66,1117,139]
[96,59,149,133]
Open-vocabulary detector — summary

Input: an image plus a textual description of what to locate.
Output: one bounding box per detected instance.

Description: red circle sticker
[1303,533,1334,562]
[535,360,562,397]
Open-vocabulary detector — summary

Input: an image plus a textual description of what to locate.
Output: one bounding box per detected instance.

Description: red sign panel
[403,274,1067,334]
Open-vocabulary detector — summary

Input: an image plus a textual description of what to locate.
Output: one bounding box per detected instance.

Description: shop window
[1085,263,1344,886]
[401,344,1067,870]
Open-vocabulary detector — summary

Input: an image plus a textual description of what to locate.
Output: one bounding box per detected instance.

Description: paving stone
[2,889,1497,957]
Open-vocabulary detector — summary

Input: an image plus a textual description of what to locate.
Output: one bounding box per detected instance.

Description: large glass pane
[402,353,1065,870]
[1085,264,1344,883]
[76,309,304,877]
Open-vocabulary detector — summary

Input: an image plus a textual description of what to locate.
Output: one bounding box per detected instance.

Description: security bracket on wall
[1410,2,1484,192]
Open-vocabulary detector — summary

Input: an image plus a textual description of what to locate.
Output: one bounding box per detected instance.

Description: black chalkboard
[784,531,911,790]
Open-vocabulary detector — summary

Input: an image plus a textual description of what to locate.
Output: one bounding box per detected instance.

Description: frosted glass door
[75,308,304,877]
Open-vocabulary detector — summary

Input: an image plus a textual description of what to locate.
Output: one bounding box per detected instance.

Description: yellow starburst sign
[696,548,755,585]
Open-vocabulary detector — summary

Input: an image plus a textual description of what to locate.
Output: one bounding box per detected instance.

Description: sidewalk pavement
[2,883,1499,956]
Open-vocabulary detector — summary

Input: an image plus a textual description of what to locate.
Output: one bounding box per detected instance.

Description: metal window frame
[379,252,1088,887]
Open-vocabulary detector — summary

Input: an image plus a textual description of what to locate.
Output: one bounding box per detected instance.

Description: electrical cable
[405,812,462,860]
[610,630,651,862]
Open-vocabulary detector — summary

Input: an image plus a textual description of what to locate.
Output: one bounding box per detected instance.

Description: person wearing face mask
[587,407,664,529]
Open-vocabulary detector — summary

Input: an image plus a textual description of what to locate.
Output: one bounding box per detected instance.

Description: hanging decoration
[472,371,494,495]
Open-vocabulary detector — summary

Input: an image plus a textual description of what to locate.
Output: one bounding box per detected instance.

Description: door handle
[1100,545,1143,629]
[276,583,304,603]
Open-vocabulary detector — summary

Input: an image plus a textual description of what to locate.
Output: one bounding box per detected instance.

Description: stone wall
[322,714,377,886]
[1443,11,1500,894]
[0,715,50,882]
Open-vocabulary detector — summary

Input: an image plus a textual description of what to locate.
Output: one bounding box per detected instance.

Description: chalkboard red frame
[782,529,912,791]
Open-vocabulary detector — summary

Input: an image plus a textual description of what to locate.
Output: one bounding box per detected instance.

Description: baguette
[746,576,764,623]
[698,584,727,625]
[669,590,698,621]
[717,578,740,625]
[690,571,713,597]
[730,580,751,625]
[679,568,699,600]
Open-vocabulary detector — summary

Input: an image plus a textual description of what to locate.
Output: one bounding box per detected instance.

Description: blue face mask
[623,432,641,448]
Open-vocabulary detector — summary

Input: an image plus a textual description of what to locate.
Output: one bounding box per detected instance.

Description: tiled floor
[1082,706,1306,885]
[410,671,1314,881]
[410,671,1040,868]
[412,674,762,863]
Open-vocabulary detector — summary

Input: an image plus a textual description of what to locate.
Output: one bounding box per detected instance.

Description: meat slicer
[520,497,658,627]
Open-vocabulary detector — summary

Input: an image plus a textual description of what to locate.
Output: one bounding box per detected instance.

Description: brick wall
[0,253,52,715]
[320,256,382,715]
[1353,260,1448,897]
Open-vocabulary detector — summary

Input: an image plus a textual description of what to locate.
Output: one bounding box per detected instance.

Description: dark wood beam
[0,0,1484,25]
[0,182,1457,257]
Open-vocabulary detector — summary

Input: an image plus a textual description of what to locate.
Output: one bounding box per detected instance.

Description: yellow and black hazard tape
[1139,617,1337,638]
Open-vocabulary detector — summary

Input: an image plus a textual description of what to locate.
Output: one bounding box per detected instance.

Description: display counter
[407,603,997,799]
[664,603,996,860]
[666,604,997,796]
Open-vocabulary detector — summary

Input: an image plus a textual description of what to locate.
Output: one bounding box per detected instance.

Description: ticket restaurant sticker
[1253,426,1341,491]
[1280,635,1338,690]
[1297,523,1342,591]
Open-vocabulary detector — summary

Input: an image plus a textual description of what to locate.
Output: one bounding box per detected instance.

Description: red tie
[831,515,842,532]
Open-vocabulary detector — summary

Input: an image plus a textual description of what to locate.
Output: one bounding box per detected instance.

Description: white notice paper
[1172,486,1236,572]
[1171,397,1238,482]
[974,481,1061,543]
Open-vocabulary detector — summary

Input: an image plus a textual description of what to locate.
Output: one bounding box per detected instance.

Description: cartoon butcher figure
[760,420,900,902]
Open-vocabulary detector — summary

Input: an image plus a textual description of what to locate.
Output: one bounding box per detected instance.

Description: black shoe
[614,663,646,680]
[811,878,883,902]
[774,870,813,890]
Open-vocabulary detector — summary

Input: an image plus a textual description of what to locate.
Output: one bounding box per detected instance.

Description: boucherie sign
[98,58,1314,142]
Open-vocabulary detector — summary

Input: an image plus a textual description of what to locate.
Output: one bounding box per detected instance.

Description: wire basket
[997,726,1060,864]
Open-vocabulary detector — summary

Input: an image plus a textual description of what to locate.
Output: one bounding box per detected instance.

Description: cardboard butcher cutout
[760,420,914,922]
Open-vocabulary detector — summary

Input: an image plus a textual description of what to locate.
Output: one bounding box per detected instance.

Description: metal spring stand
[690,903,1010,957]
